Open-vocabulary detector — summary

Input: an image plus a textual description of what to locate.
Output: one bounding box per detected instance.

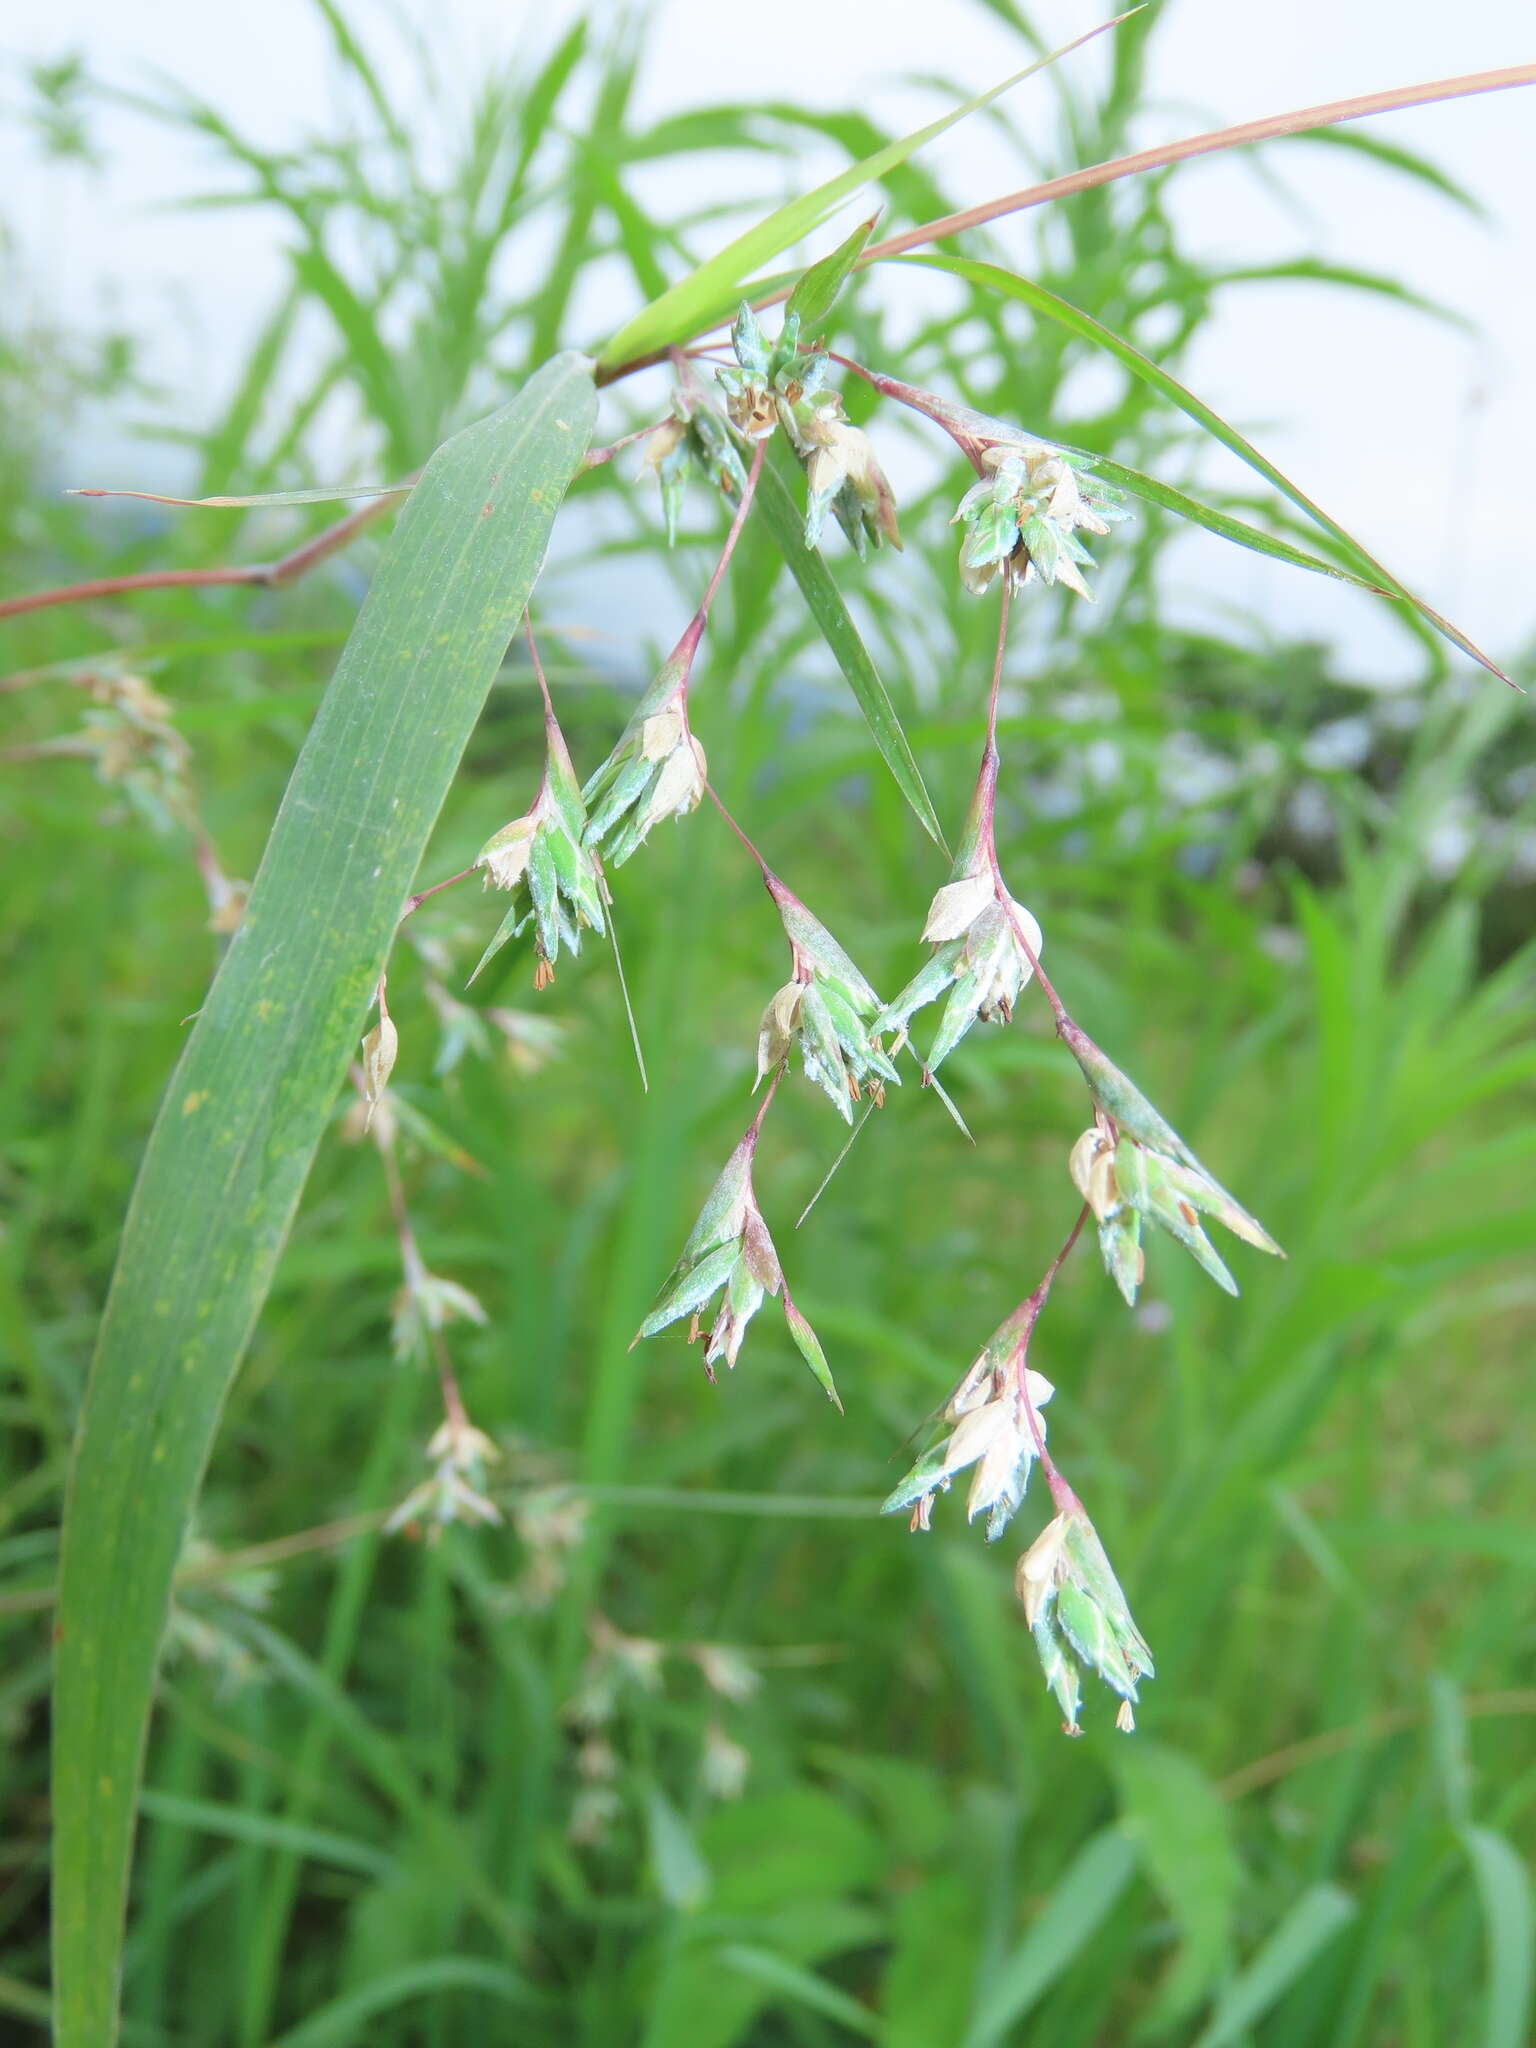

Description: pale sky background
[5,0,1534,681]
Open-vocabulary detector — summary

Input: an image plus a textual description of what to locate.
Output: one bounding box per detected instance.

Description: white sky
[6,0,1534,680]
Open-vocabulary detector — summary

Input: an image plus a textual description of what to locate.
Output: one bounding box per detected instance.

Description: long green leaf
[1112,1742,1241,2027]
[266,1960,540,2048]
[1191,1885,1357,2048]
[1085,453,1403,589]
[50,351,596,2048]
[718,1945,881,2037]
[136,1788,393,1877]
[962,1829,1138,2048]
[754,441,947,853]
[595,15,1132,371]
[893,253,1512,685]
[1464,1826,1535,2048]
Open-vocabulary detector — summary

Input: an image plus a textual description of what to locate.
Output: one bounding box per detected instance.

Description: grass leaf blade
[1191,1885,1357,2048]
[754,443,947,852]
[596,15,1135,371]
[894,253,1512,685]
[1464,1826,1535,2048]
[50,352,596,2048]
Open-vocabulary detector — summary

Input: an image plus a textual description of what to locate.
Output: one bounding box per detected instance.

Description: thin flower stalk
[876,587,1051,1070]
[584,440,766,865]
[368,1089,501,1533]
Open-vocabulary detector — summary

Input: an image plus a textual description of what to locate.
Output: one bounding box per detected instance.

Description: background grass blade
[1463,1826,1534,2048]
[962,1829,1138,2048]
[893,253,1512,684]
[594,17,1130,371]
[264,1959,540,2048]
[49,351,596,2048]
[753,442,947,853]
[1191,1885,1358,2048]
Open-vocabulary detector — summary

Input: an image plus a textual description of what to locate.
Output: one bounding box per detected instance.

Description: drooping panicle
[1063,1024,1282,1304]
[882,1299,1055,1543]
[472,689,607,987]
[1016,1503,1155,1735]
[754,875,899,1122]
[582,615,709,868]
[876,742,1045,1073]
[635,1115,839,1407]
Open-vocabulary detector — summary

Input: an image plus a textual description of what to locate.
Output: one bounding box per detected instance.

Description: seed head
[1017,1504,1154,1734]
[473,700,607,986]
[754,882,900,1121]
[634,1123,839,1405]
[878,859,1045,1075]
[1062,1030,1283,1304]
[883,1302,1055,1543]
[583,622,710,867]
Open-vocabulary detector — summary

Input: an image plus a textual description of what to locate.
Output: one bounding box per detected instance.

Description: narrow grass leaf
[718,1945,881,2037]
[963,1828,1138,2048]
[596,15,1134,370]
[755,442,946,851]
[895,254,1512,685]
[1293,125,1487,216]
[265,1959,541,2048]
[50,352,596,2048]
[1111,1742,1242,2025]
[137,1788,393,1877]
[1191,1885,1358,2048]
[1463,1827,1535,2048]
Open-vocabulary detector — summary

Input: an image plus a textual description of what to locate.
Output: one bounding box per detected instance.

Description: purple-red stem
[700,437,766,621]
[975,581,1073,1029]
[400,864,478,921]
[703,775,775,885]
[747,1060,782,1144]
[0,489,403,623]
[594,64,1536,388]
[377,1107,470,1436]
[580,420,670,471]
[1009,1203,1090,1507]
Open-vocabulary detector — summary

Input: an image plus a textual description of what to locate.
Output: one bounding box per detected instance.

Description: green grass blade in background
[1463,1826,1534,2048]
[1112,1742,1241,2027]
[50,351,597,2048]
[754,442,948,853]
[264,1959,540,2048]
[896,253,1513,684]
[962,1829,1138,2048]
[1191,1886,1358,2048]
[595,17,1129,371]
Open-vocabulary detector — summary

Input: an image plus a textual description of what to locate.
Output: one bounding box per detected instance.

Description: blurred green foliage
[2,4,1533,2043]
